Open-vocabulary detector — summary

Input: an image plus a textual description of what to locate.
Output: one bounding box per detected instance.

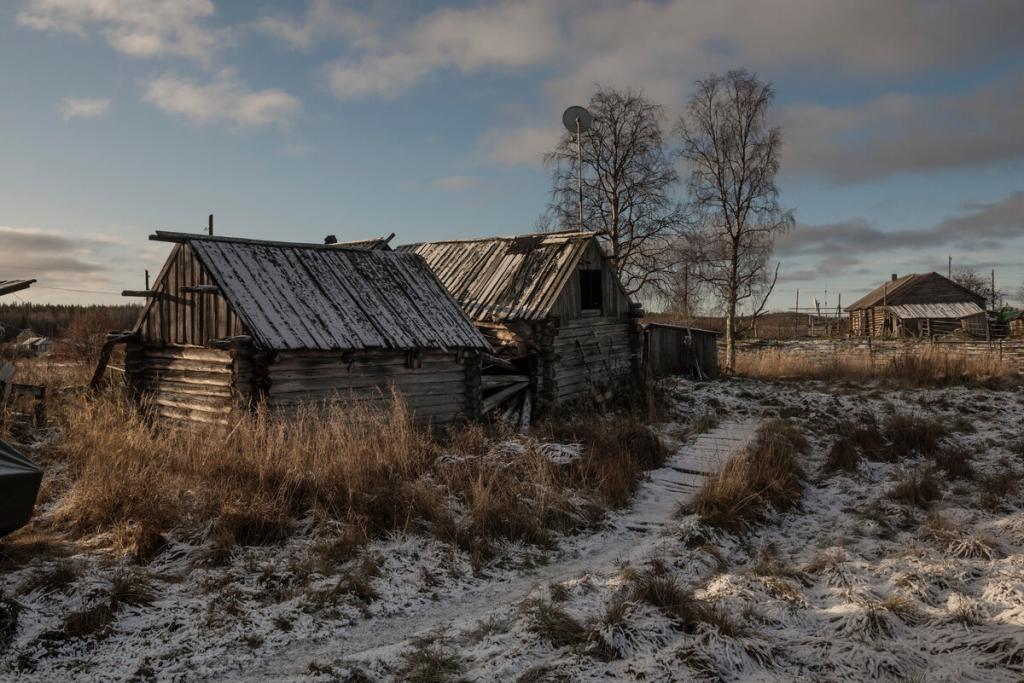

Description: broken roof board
[399,232,614,322]
[0,280,36,298]
[142,234,489,353]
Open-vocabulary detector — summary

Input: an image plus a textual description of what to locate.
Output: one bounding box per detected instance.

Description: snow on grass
[2,377,1023,681]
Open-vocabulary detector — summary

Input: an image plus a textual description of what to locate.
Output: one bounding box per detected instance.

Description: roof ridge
[151,231,392,252]
[399,230,597,248]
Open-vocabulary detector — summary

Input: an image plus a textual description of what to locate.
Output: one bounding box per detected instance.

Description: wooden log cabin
[399,231,642,414]
[845,272,988,338]
[119,232,490,425]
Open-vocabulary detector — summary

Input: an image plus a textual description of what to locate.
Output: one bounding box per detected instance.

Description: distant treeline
[0,303,140,341]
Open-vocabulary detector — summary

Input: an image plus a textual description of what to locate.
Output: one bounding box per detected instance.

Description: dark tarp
[0,439,43,537]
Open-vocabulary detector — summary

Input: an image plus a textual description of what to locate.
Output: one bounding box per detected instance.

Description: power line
[33,285,125,296]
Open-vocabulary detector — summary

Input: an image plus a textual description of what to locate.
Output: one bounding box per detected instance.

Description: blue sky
[2,0,1023,311]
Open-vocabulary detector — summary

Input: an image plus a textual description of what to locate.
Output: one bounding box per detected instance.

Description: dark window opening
[580,269,602,311]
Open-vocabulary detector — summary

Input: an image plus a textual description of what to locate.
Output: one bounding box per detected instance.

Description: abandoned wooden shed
[640,323,719,379]
[845,272,987,338]
[399,231,642,413]
[119,232,490,425]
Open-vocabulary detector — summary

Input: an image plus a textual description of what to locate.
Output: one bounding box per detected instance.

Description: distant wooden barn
[640,323,719,379]
[120,232,490,425]
[400,231,642,412]
[845,272,987,338]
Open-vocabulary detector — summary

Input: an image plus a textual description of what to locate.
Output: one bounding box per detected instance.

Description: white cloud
[481,125,557,167]
[255,0,378,51]
[297,0,1023,104]
[778,72,1024,182]
[433,175,479,191]
[17,0,226,63]
[60,96,111,121]
[142,72,301,128]
[322,0,559,100]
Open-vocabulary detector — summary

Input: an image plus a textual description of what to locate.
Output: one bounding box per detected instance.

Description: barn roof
[398,231,599,322]
[0,280,36,297]
[845,272,983,311]
[148,232,490,352]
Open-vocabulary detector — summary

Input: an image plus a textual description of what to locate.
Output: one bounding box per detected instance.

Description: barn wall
[137,244,245,346]
[125,343,239,425]
[264,349,473,425]
[642,325,719,379]
[551,241,632,322]
[549,317,635,403]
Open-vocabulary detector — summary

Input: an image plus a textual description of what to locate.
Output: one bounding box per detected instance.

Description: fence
[727,338,1024,373]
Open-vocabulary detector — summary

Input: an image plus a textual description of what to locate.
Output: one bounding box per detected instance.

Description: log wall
[264,349,475,425]
[125,343,239,425]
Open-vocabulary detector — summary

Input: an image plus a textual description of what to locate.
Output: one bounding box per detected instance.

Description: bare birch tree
[676,69,793,371]
[544,87,680,297]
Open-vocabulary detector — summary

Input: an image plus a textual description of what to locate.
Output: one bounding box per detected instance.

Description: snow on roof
[153,232,490,352]
[887,302,985,319]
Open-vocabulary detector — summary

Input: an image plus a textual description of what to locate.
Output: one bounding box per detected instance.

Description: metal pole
[794,289,799,338]
[576,117,584,230]
[948,254,951,279]
[145,269,150,290]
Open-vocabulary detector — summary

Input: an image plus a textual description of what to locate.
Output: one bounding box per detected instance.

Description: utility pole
[794,289,799,338]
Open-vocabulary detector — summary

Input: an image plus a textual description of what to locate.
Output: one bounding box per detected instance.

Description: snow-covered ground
[2,378,1023,681]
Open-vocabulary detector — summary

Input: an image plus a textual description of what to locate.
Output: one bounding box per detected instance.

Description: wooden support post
[794,289,799,338]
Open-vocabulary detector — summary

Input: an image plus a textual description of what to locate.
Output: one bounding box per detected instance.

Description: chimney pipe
[208,214,213,236]
[891,273,898,282]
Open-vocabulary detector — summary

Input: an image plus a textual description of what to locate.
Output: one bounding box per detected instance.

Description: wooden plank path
[622,419,759,532]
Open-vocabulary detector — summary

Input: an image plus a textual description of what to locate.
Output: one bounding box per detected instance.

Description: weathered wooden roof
[151,233,489,352]
[845,272,984,311]
[398,231,598,322]
[0,280,35,298]
[888,302,985,320]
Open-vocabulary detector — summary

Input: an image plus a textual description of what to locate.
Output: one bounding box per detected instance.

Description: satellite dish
[562,106,592,134]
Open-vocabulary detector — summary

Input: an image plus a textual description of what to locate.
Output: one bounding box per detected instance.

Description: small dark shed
[401,231,642,413]
[640,323,719,379]
[846,272,987,338]
[121,232,490,425]
[0,277,42,538]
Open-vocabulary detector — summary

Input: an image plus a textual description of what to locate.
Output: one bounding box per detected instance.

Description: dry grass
[883,414,947,460]
[20,387,664,568]
[734,346,1017,387]
[686,419,807,531]
[888,468,943,509]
